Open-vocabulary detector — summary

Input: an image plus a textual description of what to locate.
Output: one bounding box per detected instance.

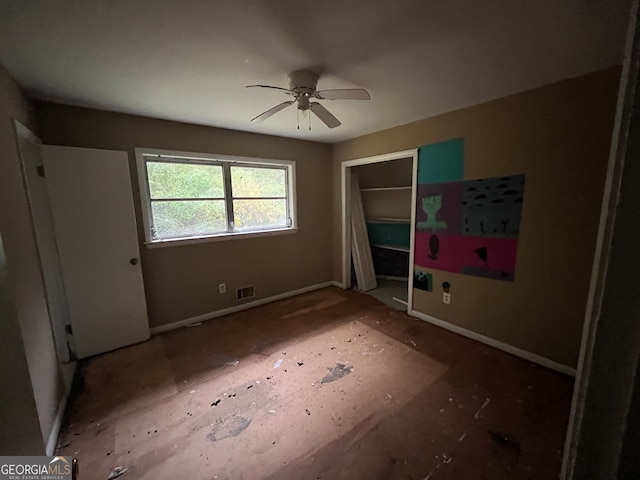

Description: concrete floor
[57,287,573,479]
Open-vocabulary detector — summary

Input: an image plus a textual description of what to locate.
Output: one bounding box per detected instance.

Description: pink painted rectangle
[414,232,519,276]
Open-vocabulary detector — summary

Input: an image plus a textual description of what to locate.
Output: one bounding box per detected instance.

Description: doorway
[341,149,418,310]
[14,121,72,363]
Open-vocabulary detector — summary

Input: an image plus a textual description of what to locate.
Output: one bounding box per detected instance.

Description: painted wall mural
[414,138,526,281]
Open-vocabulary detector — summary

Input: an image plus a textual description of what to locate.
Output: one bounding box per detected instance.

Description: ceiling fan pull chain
[308,110,311,131]
[297,109,300,130]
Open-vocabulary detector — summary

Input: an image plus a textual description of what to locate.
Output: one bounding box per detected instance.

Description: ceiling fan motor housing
[288,70,319,97]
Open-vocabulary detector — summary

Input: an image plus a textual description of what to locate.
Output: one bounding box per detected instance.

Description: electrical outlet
[219,283,226,294]
[443,292,451,304]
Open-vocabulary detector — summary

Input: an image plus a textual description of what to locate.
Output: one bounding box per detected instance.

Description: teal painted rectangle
[418,138,465,185]
[366,222,411,250]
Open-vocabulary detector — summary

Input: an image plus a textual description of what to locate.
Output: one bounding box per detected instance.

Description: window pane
[147,162,224,199]
[233,199,287,231]
[151,200,226,239]
[231,166,286,197]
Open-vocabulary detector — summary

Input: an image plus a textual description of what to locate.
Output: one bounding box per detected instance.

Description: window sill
[145,227,298,249]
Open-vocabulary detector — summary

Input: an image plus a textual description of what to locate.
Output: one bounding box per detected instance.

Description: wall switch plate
[219,283,226,294]
[443,292,451,304]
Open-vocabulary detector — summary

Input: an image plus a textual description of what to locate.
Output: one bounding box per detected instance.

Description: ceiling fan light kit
[247,70,371,130]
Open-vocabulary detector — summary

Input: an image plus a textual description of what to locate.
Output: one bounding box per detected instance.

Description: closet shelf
[360,186,412,192]
[370,244,410,253]
[366,217,411,223]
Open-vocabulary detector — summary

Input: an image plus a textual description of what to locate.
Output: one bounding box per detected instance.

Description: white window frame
[135,148,297,248]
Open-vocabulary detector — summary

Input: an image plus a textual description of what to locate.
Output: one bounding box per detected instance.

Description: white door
[14,122,71,362]
[41,145,150,358]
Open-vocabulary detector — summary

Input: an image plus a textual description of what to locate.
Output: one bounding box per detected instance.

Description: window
[136,148,296,245]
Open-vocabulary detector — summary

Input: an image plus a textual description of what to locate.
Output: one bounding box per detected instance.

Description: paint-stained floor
[57,287,573,479]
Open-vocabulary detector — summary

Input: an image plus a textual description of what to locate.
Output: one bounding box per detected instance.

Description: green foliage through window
[143,156,292,241]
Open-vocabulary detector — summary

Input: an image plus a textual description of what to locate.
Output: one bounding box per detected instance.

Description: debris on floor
[474,398,491,419]
[209,353,240,368]
[55,288,573,480]
[107,466,128,479]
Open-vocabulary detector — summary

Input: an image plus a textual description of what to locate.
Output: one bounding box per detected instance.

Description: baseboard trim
[150,281,340,335]
[46,362,77,455]
[409,309,576,377]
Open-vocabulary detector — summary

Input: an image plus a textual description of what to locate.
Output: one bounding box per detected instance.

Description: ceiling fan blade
[246,84,294,94]
[310,102,342,128]
[250,101,294,123]
[315,88,370,100]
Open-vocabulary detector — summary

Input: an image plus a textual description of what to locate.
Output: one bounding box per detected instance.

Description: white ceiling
[0,0,632,143]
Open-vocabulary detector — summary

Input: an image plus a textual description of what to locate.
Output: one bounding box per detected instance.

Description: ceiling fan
[246,70,371,129]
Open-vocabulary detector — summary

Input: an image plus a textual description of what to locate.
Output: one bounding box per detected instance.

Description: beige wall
[0,64,63,454]
[35,104,334,328]
[332,67,621,368]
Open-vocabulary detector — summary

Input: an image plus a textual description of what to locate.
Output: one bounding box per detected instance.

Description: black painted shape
[414,271,432,292]
[428,234,439,260]
[475,194,488,199]
[474,247,488,263]
[503,189,518,196]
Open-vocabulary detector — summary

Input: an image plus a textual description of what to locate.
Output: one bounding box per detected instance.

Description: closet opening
[341,149,418,311]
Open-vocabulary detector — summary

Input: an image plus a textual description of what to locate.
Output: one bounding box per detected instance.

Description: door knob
[130,258,138,265]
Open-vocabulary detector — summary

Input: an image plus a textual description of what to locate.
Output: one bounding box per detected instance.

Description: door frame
[340,149,418,310]
[13,120,71,363]
[561,2,640,477]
